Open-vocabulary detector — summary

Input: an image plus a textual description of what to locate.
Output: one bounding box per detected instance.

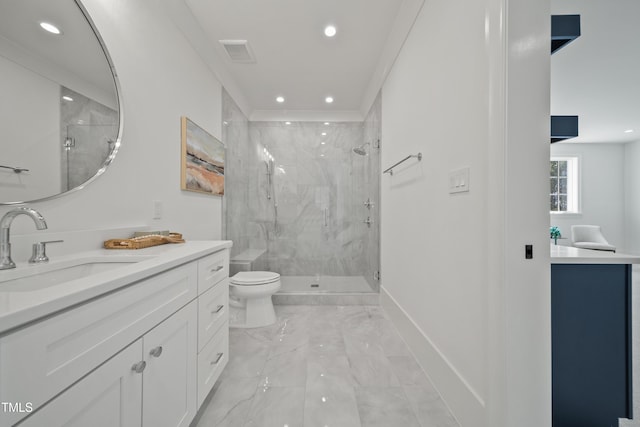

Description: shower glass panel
[250,121,379,293]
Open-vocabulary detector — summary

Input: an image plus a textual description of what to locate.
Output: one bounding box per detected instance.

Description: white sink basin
[0,256,154,292]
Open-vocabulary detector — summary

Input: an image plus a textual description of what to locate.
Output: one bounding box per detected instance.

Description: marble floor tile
[307,354,355,389]
[304,382,361,427]
[343,331,386,359]
[355,387,421,427]
[194,377,258,427]
[230,328,272,354]
[197,305,457,427]
[309,328,346,355]
[260,344,308,387]
[348,354,401,387]
[388,355,431,386]
[404,385,459,427]
[221,347,269,380]
[244,386,305,427]
[269,329,310,357]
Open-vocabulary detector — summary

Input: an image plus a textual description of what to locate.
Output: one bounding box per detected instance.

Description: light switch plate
[449,167,470,194]
[153,200,163,219]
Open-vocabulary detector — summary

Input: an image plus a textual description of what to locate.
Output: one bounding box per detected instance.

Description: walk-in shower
[223,90,381,302]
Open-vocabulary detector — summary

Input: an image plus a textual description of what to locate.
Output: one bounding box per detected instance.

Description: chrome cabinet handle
[211,305,224,314]
[149,346,163,358]
[210,265,224,273]
[131,361,146,373]
[210,352,224,365]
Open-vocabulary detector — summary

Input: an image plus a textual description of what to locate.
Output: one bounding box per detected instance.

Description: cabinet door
[17,340,143,427]
[552,264,632,427]
[142,301,197,427]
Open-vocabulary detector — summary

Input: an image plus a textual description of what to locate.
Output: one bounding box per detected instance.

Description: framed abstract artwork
[180,116,225,196]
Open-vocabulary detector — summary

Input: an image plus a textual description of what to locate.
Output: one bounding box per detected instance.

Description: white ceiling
[551,0,640,144]
[184,0,420,120]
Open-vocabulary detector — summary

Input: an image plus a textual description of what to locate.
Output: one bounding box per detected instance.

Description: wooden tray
[104,233,185,250]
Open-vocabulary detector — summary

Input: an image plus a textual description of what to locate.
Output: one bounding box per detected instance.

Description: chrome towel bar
[383,153,422,175]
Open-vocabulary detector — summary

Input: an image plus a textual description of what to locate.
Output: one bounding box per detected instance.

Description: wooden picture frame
[180,117,225,196]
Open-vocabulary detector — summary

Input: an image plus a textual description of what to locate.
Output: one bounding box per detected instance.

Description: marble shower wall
[222,89,258,258]
[60,87,118,191]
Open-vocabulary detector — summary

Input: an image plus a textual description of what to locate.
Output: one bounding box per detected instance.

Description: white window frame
[550,156,581,215]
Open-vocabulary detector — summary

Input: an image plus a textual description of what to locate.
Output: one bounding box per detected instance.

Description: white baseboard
[381,286,486,427]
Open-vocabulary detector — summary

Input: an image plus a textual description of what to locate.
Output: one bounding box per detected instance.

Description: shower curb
[273,293,380,305]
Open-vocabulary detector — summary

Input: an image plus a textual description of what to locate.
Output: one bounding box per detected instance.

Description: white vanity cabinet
[0,245,230,427]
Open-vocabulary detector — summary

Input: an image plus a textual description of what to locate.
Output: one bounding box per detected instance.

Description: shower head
[352,142,370,156]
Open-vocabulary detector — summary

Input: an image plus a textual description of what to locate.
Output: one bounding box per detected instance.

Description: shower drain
[310,284,319,288]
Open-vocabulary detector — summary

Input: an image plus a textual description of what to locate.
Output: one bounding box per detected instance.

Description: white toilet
[228,271,281,328]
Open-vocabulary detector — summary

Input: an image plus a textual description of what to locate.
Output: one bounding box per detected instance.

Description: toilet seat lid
[230,271,280,285]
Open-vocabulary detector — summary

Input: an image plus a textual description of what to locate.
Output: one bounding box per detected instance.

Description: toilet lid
[230,271,280,285]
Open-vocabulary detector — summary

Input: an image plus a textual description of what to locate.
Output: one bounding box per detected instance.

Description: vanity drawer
[0,262,198,425]
[197,250,229,294]
[198,278,228,352]
[197,324,228,409]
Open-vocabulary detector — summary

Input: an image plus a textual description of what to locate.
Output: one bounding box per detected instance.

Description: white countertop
[550,243,640,264]
[0,240,232,336]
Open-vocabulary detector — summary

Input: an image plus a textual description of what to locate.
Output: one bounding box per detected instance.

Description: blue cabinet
[552,264,632,426]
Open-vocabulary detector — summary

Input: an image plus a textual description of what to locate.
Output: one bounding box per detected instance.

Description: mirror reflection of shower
[63,123,118,191]
[59,85,119,191]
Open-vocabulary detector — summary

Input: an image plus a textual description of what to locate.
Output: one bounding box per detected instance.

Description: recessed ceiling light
[324,25,337,37]
[324,122,330,125]
[276,96,285,103]
[625,129,634,133]
[40,22,62,35]
[320,154,325,157]
[321,132,327,136]
[325,96,334,104]
[285,121,291,125]
[62,95,73,102]
[321,142,326,145]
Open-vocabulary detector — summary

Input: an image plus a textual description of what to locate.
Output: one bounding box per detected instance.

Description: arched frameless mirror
[0,0,121,205]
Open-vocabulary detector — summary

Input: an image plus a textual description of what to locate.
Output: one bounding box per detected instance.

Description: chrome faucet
[0,208,48,270]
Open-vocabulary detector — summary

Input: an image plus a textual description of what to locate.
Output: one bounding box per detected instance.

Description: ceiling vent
[219,40,256,63]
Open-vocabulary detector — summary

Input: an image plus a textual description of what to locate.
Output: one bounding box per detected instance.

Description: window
[550,157,579,213]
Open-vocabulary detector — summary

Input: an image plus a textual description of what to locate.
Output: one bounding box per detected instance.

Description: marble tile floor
[194,305,459,427]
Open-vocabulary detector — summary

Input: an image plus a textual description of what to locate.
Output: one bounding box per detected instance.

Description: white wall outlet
[153,200,163,219]
[449,167,470,194]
